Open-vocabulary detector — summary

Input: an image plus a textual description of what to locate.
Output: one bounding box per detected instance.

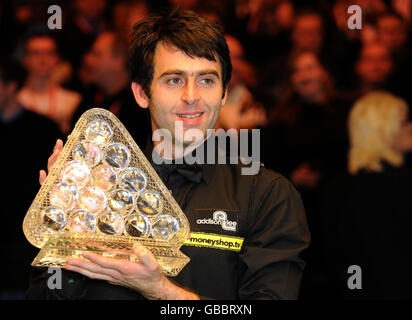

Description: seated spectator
[216,35,266,132]
[17,31,82,133]
[261,51,351,299]
[291,10,324,56]
[353,41,394,96]
[257,9,330,107]
[262,51,349,184]
[376,11,412,107]
[71,31,151,148]
[112,0,150,43]
[322,91,412,299]
[376,10,408,55]
[60,0,109,69]
[0,60,62,299]
[233,0,294,66]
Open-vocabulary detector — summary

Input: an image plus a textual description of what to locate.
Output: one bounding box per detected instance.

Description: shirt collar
[143,135,215,185]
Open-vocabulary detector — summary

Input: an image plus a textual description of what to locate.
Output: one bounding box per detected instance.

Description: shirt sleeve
[238,173,311,299]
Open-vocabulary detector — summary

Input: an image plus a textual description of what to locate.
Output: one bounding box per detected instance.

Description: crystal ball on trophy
[103,143,130,169]
[107,188,135,215]
[152,214,179,241]
[49,182,79,211]
[73,140,102,167]
[79,186,107,214]
[61,160,90,190]
[124,213,152,237]
[84,119,113,145]
[136,190,163,215]
[41,207,67,231]
[68,209,96,233]
[97,211,124,235]
[118,167,147,193]
[91,164,118,191]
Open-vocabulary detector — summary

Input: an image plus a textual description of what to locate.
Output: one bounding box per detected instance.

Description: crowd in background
[1,0,412,300]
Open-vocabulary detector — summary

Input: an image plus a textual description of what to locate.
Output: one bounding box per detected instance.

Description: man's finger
[39,170,47,186]
[53,139,63,152]
[80,252,144,276]
[133,244,159,270]
[65,263,115,283]
[47,145,63,172]
[66,256,122,279]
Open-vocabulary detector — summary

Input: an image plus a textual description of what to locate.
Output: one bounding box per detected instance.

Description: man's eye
[168,78,182,85]
[200,78,214,85]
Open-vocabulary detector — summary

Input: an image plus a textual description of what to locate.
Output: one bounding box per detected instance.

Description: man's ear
[131,82,150,108]
[221,87,228,106]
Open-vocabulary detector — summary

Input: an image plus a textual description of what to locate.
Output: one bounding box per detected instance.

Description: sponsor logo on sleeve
[184,232,244,252]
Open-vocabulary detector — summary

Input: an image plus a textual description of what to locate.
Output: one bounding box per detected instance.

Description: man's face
[23,37,59,78]
[143,42,227,145]
[356,44,393,85]
[377,16,406,53]
[84,33,120,84]
[292,14,323,53]
[292,52,326,101]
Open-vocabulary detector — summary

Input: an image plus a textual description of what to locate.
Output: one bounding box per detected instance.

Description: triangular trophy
[23,108,190,276]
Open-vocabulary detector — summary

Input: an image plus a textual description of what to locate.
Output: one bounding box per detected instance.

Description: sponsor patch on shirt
[183,232,244,252]
[195,209,239,233]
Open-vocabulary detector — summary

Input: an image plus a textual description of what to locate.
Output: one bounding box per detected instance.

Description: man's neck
[25,75,54,92]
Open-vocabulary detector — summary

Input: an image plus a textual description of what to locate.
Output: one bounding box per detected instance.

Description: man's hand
[39,139,63,185]
[65,244,199,300]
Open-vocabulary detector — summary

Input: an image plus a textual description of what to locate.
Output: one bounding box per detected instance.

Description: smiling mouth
[177,112,204,119]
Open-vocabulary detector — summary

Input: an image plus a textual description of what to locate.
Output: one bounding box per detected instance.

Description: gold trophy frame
[23,108,190,276]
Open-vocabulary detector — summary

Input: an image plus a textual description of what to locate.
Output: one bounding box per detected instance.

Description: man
[27,10,310,300]
[355,41,394,95]
[60,0,109,70]
[376,11,408,55]
[17,31,82,134]
[71,31,151,148]
[0,60,62,299]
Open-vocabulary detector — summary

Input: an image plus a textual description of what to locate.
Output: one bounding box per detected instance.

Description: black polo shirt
[26,135,310,300]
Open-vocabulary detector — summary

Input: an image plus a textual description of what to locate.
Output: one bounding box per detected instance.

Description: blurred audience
[354,41,394,96]
[71,31,151,148]
[261,51,351,299]
[17,31,81,133]
[216,35,266,132]
[262,51,349,181]
[376,11,408,55]
[3,0,412,301]
[60,0,109,69]
[0,60,61,299]
[322,91,412,299]
[257,9,331,108]
[112,0,150,42]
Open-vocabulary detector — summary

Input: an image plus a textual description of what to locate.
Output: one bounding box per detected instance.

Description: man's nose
[181,80,200,105]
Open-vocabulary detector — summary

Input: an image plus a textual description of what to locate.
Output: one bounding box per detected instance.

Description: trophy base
[31,233,190,277]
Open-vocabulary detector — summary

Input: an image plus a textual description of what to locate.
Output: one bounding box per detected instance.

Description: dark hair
[22,28,60,56]
[128,10,232,98]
